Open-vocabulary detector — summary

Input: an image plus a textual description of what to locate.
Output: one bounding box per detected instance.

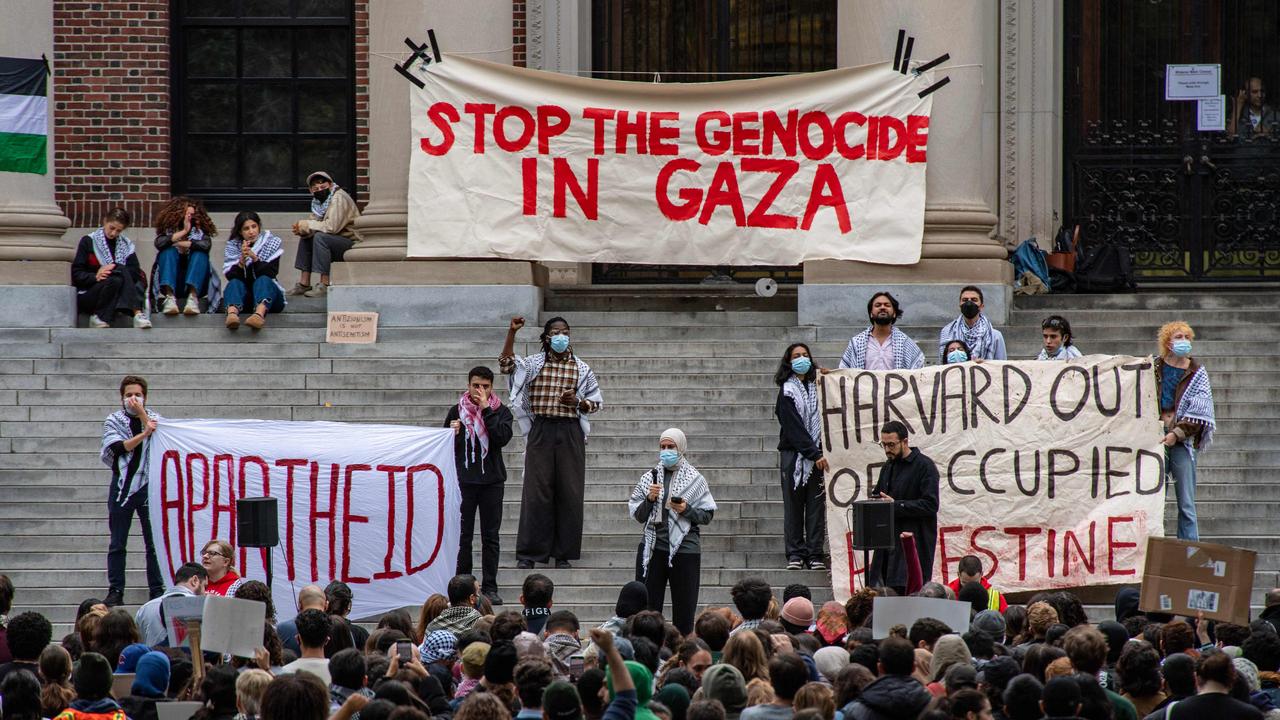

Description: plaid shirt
[528,354,581,418]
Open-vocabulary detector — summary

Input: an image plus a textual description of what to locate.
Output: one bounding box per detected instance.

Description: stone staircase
[1,288,1277,632]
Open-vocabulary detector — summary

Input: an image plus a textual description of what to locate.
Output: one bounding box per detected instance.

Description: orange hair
[1157,322,1195,355]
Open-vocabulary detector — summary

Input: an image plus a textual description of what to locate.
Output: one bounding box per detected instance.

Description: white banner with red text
[407,55,935,266]
[147,419,459,620]
[821,356,1166,602]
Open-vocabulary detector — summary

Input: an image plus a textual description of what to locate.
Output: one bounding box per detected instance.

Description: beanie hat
[615,582,649,619]
[462,641,490,678]
[971,609,1006,640]
[74,652,115,700]
[543,681,583,720]
[1235,657,1261,692]
[929,634,973,682]
[131,651,171,698]
[485,640,518,684]
[781,597,815,628]
[116,643,150,673]
[701,663,748,712]
[813,646,850,682]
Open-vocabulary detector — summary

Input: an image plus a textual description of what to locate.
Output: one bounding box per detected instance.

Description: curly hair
[1157,321,1194,355]
[153,196,217,236]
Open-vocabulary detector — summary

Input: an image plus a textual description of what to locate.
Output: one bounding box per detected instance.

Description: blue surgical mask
[1171,339,1192,357]
[946,350,969,364]
[790,357,812,375]
[659,449,680,468]
[549,334,571,353]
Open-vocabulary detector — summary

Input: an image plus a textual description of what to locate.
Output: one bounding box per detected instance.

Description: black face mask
[871,314,895,326]
[312,188,331,202]
[960,301,980,319]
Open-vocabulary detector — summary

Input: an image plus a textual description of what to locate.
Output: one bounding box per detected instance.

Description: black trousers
[636,545,701,635]
[107,491,165,598]
[517,417,585,562]
[456,482,504,592]
[78,271,144,322]
[781,452,827,562]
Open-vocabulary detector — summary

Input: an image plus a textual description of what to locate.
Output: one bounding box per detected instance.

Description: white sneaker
[161,294,179,315]
[89,316,110,328]
[183,294,201,316]
[133,314,153,329]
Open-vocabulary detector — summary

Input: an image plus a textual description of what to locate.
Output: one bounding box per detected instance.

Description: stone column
[799,0,1010,326]
[0,0,74,326]
[330,0,546,326]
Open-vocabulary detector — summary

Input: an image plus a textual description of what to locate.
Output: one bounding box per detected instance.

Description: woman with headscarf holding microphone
[629,428,716,635]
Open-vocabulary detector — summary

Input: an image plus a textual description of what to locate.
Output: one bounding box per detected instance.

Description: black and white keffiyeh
[782,376,822,488]
[101,407,161,505]
[839,327,925,370]
[507,352,603,437]
[938,313,997,361]
[1176,366,1216,452]
[90,227,136,267]
[629,459,716,577]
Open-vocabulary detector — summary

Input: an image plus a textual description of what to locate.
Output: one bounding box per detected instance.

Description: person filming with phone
[628,428,716,636]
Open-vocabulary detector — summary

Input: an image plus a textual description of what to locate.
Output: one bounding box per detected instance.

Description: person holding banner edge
[1155,321,1216,541]
[500,316,603,570]
[837,293,925,371]
[867,421,939,596]
[101,375,166,607]
[774,343,829,571]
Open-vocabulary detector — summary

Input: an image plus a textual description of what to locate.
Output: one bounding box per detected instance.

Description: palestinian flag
[0,57,49,174]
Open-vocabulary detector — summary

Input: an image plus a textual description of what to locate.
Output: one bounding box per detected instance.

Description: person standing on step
[1156,321,1216,541]
[629,428,716,635]
[937,286,1006,362]
[150,196,217,317]
[774,343,829,571]
[72,207,152,329]
[101,375,166,606]
[288,170,362,299]
[222,211,286,331]
[1037,315,1082,360]
[446,365,515,606]
[867,421,939,596]
[500,316,603,570]
[837,292,925,370]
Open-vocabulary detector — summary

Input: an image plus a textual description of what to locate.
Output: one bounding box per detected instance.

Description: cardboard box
[1139,537,1256,624]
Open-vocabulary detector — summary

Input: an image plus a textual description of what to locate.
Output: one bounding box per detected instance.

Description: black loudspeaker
[852,499,895,550]
[237,497,279,548]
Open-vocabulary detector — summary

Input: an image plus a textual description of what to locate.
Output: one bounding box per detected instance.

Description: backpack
[1011,238,1051,288]
[1074,240,1136,292]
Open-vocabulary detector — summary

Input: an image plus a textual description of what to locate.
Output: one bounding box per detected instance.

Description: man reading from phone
[867,421,939,596]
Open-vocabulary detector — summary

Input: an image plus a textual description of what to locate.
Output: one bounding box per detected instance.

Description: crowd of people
[5,564,1280,720]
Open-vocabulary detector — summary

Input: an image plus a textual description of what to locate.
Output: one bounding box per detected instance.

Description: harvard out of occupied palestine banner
[147,419,459,620]
[407,55,934,266]
[820,356,1166,603]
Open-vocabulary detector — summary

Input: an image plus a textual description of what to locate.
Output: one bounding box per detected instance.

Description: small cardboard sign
[161,595,206,648]
[200,595,267,658]
[326,311,378,344]
[871,597,973,639]
[1139,537,1256,624]
[156,702,204,720]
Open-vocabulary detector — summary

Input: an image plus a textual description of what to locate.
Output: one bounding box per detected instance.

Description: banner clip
[395,28,442,89]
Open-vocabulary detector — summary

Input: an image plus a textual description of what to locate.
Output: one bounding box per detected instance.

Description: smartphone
[396,641,413,662]
[568,653,585,681]
[671,496,683,504]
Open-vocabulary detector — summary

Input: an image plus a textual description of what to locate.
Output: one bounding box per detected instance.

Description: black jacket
[843,674,932,720]
[71,235,143,291]
[775,385,823,461]
[869,449,940,588]
[443,403,514,485]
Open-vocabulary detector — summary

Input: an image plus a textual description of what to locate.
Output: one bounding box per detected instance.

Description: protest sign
[147,419,459,620]
[201,595,267,658]
[821,356,1165,602]
[408,55,935,266]
[162,594,205,648]
[871,597,973,640]
[157,703,204,720]
[326,311,378,344]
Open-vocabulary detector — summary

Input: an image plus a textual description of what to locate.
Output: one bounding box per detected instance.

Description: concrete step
[1015,291,1280,311]
[544,285,799,312]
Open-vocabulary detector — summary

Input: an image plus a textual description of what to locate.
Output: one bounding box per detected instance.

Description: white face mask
[122,396,143,415]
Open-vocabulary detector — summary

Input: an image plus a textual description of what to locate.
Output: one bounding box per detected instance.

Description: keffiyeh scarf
[91,227,136,266]
[629,459,716,577]
[782,376,821,488]
[507,352,603,437]
[425,606,481,637]
[1176,366,1216,451]
[222,229,284,275]
[102,408,161,505]
[458,391,501,469]
[544,632,582,678]
[840,327,925,370]
[938,314,997,361]
[311,185,339,219]
[420,630,458,664]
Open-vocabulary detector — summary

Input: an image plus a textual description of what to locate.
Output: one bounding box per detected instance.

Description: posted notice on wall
[406,55,937,266]
[1165,64,1220,100]
[820,355,1166,602]
[147,419,459,620]
[1197,96,1226,132]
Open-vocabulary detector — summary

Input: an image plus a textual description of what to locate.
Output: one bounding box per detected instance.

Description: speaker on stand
[237,497,280,589]
[849,498,895,591]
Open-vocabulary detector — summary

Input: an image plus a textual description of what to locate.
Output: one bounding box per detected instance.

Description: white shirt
[866,335,894,370]
[281,657,332,685]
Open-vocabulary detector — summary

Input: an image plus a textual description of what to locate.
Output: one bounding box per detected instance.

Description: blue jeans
[156,247,211,296]
[1167,442,1198,540]
[224,275,284,315]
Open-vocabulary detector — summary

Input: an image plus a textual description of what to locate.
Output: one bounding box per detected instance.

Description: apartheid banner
[821,356,1166,602]
[147,419,459,620]
[407,55,935,266]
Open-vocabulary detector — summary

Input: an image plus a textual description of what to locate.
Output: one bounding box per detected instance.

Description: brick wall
[53,1,371,227]
[54,1,171,228]
[513,1,526,67]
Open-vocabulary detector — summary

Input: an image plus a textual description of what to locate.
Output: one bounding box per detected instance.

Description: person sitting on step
[72,207,151,329]
[222,211,286,331]
[150,196,217,317]
[288,170,362,299]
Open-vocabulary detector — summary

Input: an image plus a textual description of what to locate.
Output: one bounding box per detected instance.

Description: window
[172,0,355,209]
